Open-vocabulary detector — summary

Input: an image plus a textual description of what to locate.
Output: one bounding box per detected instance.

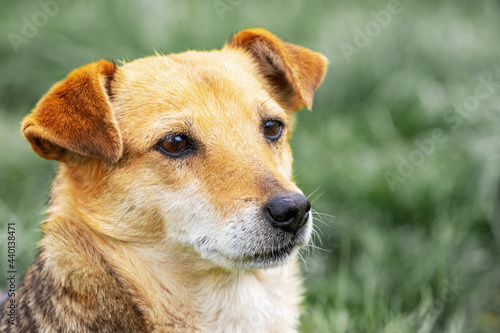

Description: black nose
[264,192,311,233]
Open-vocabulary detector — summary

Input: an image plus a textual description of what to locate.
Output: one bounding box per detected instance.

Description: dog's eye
[156,134,193,157]
[263,120,284,141]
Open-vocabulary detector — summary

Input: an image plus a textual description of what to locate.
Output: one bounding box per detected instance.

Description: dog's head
[22,29,328,270]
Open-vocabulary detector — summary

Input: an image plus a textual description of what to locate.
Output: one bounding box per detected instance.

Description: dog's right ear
[226,28,328,111]
[22,60,123,163]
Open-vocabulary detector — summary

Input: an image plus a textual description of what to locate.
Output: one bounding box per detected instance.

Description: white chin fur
[194,208,313,270]
[156,188,313,270]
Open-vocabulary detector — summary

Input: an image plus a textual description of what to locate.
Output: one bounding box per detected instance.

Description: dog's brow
[146,118,194,147]
[166,100,184,113]
[256,98,284,118]
[262,89,285,106]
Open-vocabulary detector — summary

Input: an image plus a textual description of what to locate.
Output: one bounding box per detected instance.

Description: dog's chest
[196,270,300,333]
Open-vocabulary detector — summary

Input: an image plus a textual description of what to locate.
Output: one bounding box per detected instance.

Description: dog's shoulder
[0,222,150,333]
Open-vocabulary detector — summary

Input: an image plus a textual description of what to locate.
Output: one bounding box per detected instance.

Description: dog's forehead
[113,50,285,152]
[118,49,264,100]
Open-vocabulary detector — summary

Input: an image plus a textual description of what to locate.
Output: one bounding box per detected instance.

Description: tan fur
[1,29,327,332]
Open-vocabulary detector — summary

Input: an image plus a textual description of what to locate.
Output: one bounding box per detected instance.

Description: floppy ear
[226,28,328,111]
[22,60,123,163]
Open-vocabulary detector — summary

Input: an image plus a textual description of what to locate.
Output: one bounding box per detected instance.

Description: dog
[0,28,327,332]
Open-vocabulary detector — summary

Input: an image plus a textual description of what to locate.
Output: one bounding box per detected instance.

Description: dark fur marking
[0,241,149,332]
[104,60,118,102]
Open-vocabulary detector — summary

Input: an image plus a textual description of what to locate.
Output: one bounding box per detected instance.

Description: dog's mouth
[226,240,302,269]
[243,241,296,263]
[198,237,305,270]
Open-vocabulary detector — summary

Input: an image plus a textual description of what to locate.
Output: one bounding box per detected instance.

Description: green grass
[1,0,500,332]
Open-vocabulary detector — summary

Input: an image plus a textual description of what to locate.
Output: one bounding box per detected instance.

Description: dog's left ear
[226,28,328,111]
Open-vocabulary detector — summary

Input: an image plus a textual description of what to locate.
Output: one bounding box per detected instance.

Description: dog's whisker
[315,228,325,238]
[297,251,307,263]
[306,186,322,199]
[309,191,325,205]
[261,87,285,106]
[311,228,323,243]
[304,245,316,257]
[141,237,170,258]
[166,100,184,113]
[268,84,279,95]
[106,205,135,240]
[311,235,323,249]
[311,212,325,223]
[297,252,308,272]
[312,228,322,239]
[307,243,329,254]
[311,210,335,219]
[153,48,167,57]
[312,217,330,227]
[311,209,333,226]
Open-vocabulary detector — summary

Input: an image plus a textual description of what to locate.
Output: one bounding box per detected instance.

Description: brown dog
[0,28,327,332]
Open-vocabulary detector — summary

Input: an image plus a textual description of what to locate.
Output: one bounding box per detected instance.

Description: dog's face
[22,29,327,270]
[111,50,311,270]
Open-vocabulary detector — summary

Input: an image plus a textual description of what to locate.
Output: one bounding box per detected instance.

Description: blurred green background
[1,0,500,332]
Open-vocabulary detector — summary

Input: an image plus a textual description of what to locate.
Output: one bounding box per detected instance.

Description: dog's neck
[126,246,303,332]
[194,263,302,332]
